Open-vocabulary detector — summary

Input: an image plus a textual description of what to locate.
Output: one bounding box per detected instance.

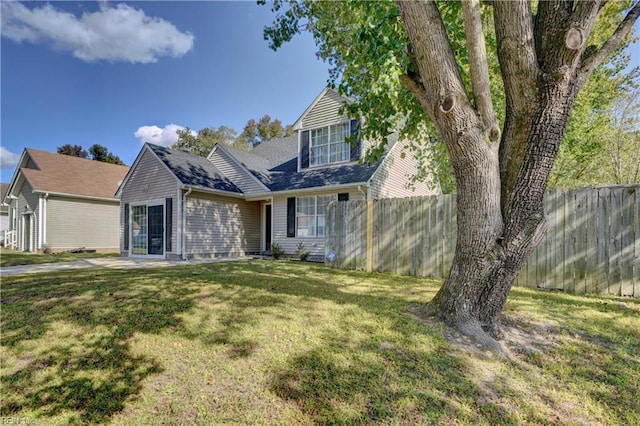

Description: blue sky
[1,1,639,183]
[1,1,329,181]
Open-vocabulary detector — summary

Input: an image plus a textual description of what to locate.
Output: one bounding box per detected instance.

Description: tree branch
[399,73,433,118]
[493,0,539,117]
[461,0,496,132]
[396,0,467,117]
[580,1,640,76]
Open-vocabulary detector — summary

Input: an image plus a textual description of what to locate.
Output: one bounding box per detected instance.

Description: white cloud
[134,124,194,147]
[0,146,21,169]
[0,2,194,63]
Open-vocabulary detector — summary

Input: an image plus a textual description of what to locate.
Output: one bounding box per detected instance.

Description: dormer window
[300,119,360,170]
[310,122,351,166]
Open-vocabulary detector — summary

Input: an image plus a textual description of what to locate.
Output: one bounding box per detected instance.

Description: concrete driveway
[0,256,253,276]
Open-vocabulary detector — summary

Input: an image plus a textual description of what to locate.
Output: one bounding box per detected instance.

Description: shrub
[296,242,310,261]
[270,242,285,260]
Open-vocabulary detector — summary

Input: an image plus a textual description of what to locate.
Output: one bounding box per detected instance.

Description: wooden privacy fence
[325,185,640,297]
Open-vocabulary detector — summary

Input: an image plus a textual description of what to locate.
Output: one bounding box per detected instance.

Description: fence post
[367,200,373,272]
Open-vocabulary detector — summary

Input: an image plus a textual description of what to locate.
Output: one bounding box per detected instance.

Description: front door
[148,205,164,255]
[23,214,32,252]
[265,204,272,251]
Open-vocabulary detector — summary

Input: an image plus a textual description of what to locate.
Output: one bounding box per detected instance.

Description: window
[296,195,336,237]
[131,205,147,255]
[310,122,351,166]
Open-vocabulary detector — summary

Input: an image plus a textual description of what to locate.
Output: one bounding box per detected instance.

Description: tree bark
[398,0,640,349]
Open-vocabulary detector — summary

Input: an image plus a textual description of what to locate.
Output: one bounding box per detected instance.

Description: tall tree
[263,0,640,350]
[594,88,640,184]
[56,144,125,165]
[238,114,294,148]
[57,144,88,158]
[88,144,126,165]
[173,126,238,157]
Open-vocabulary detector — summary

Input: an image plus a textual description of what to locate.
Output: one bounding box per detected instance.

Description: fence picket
[327,186,639,297]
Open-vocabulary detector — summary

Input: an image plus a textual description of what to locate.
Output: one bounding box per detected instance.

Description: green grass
[0,248,119,267]
[1,261,638,425]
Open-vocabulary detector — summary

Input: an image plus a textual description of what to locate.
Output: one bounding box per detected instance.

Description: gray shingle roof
[222,135,384,192]
[145,130,394,195]
[147,144,242,194]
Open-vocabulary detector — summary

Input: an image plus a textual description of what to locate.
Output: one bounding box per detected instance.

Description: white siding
[46,196,120,251]
[13,180,40,251]
[369,139,439,199]
[209,148,265,193]
[271,187,364,257]
[119,148,180,255]
[301,90,348,130]
[185,192,260,258]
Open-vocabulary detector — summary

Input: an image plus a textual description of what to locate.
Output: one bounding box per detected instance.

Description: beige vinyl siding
[46,196,120,251]
[209,148,265,193]
[369,139,438,199]
[271,187,364,257]
[120,148,180,254]
[184,192,260,258]
[301,90,348,130]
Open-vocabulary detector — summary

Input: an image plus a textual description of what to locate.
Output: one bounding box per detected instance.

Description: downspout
[42,193,49,249]
[357,185,367,200]
[181,187,192,260]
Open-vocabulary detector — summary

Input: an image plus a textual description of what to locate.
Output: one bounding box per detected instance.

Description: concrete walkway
[0,256,254,277]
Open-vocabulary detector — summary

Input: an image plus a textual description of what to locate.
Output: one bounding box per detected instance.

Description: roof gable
[146,144,242,194]
[292,88,350,131]
[7,149,129,200]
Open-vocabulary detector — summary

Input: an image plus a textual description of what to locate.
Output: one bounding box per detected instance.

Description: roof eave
[31,190,119,203]
[183,185,245,199]
[245,182,367,201]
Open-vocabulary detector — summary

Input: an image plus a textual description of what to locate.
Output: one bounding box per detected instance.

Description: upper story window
[310,122,351,166]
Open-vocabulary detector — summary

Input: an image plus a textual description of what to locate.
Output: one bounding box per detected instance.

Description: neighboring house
[0,183,9,244]
[2,149,129,252]
[117,88,438,260]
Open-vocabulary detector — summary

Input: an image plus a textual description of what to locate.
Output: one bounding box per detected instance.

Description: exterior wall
[369,139,439,199]
[271,187,364,257]
[301,90,348,130]
[209,148,265,193]
[119,148,180,256]
[0,213,8,232]
[12,180,40,251]
[45,196,120,251]
[184,192,260,258]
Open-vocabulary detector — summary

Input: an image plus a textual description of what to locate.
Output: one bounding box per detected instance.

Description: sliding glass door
[131,203,164,257]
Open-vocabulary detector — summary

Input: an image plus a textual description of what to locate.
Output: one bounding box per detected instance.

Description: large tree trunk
[395,0,640,348]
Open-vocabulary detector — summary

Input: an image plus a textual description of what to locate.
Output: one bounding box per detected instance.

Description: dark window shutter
[338,193,349,202]
[300,130,310,169]
[350,119,361,162]
[123,203,129,250]
[165,198,172,251]
[287,197,296,237]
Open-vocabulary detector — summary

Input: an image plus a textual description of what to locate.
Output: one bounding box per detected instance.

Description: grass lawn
[0,248,119,267]
[1,261,638,425]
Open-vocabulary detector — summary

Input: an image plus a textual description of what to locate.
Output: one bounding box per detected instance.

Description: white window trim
[296,194,336,238]
[309,121,352,167]
[129,199,165,259]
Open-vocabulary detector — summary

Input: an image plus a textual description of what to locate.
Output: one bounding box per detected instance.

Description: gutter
[245,182,366,201]
[31,190,118,203]
[182,184,245,199]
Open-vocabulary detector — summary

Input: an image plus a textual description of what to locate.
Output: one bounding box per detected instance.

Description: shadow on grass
[1,268,198,423]
[3,261,637,424]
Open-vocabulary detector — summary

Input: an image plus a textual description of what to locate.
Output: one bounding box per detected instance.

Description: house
[2,149,129,252]
[117,88,438,260]
[1,183,9,235]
